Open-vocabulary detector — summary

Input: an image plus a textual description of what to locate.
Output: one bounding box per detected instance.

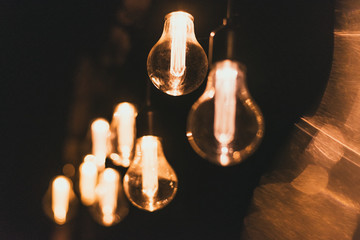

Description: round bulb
[123,136,178,212]
[147,11,208,96]
[187,60,264,166]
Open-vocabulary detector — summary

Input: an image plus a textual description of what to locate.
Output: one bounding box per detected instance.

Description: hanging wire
[145,78,154,135]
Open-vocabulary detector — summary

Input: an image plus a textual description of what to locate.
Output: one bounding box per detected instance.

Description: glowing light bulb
[42,175,77,225]
[91,118,110,171]
[92,168,129,226]
[187,60,264,166]
[79,160,98,206]
[147,11,208,96]
[52,176,70,225]
[123,136,178,212]
[109,102,137,167]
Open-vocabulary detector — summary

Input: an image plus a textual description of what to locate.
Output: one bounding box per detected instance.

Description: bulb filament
[169,13,187,87]
[141,136,158,198]
[214,63,238,145]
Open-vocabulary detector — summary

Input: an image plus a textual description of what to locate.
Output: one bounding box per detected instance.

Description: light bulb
[91,168,129,226]
[147,11,208,96]
[91,118,110,171]
[123,136,178,212]
[42,175,77,225]
[109,102,137,167]
[187,60,264,166]
[79,160,98,206]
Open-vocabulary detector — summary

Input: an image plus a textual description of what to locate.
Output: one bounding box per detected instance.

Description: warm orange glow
[97,168,119,226]
[112,102,137,167]
[220,147,230,166]
[91,119,110,170]
[79,161,98,206]
[214,61,238,145]
[52,176,71,225]
[141,136,158,198]
[84,154,96,163]
[169,11,188,78]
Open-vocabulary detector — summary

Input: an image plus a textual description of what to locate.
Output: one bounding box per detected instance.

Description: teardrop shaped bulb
[187,60,264,166]
[123,136,178,212]
[147,11,208,96]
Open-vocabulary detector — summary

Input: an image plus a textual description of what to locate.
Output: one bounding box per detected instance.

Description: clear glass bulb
[42,175,77,225]
[147,11,208,96]
[90,168,129,226]
[187,60,264,166]
[109,102,137,167]
[123,136,178,212]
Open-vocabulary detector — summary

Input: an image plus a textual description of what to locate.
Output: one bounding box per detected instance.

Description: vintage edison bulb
[42,175,77,225]
[187,60,264,166]
[109,102,137,167]
[147,11,208,96]
[123,136,178,212]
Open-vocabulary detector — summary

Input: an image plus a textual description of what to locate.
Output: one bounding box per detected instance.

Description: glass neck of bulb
[206,60,247,96]
[162,11,196,40]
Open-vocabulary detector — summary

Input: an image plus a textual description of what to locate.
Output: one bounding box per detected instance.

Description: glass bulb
[187,60,264,166]
[91,168,129,226]
[123,136,178,212]
[109,102,137,167]
[147,11,208,96]
[43,175,77,225]
[91,118,110,171]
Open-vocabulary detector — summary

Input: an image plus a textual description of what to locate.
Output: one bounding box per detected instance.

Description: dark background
[1,0,333,239]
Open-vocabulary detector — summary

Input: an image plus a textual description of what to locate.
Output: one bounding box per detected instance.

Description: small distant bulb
[97,168,119,226]
[110,102,137,167]
[52,176,71,225]
[79,161,98,206]
[91,119,110,170]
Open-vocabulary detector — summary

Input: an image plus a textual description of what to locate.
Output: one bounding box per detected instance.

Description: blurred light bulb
[123,136,178,212]
[109,102,137,167]
[187,60,264,166]
[147,11,208,96]
[91,118,110,171]
[43,175,77,225]
[52,176,70,224]
[79,160,98,206]
[91,168,129,226]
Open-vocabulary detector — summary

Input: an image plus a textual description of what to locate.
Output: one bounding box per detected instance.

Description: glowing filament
[169,12,188,80]
[113,103,137,166]
[52,176,71,225]
[214,63,238,145]
[141,136,158,198]
[79,161,98,206]
[91,119,110,170]
[98,168,119,226]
